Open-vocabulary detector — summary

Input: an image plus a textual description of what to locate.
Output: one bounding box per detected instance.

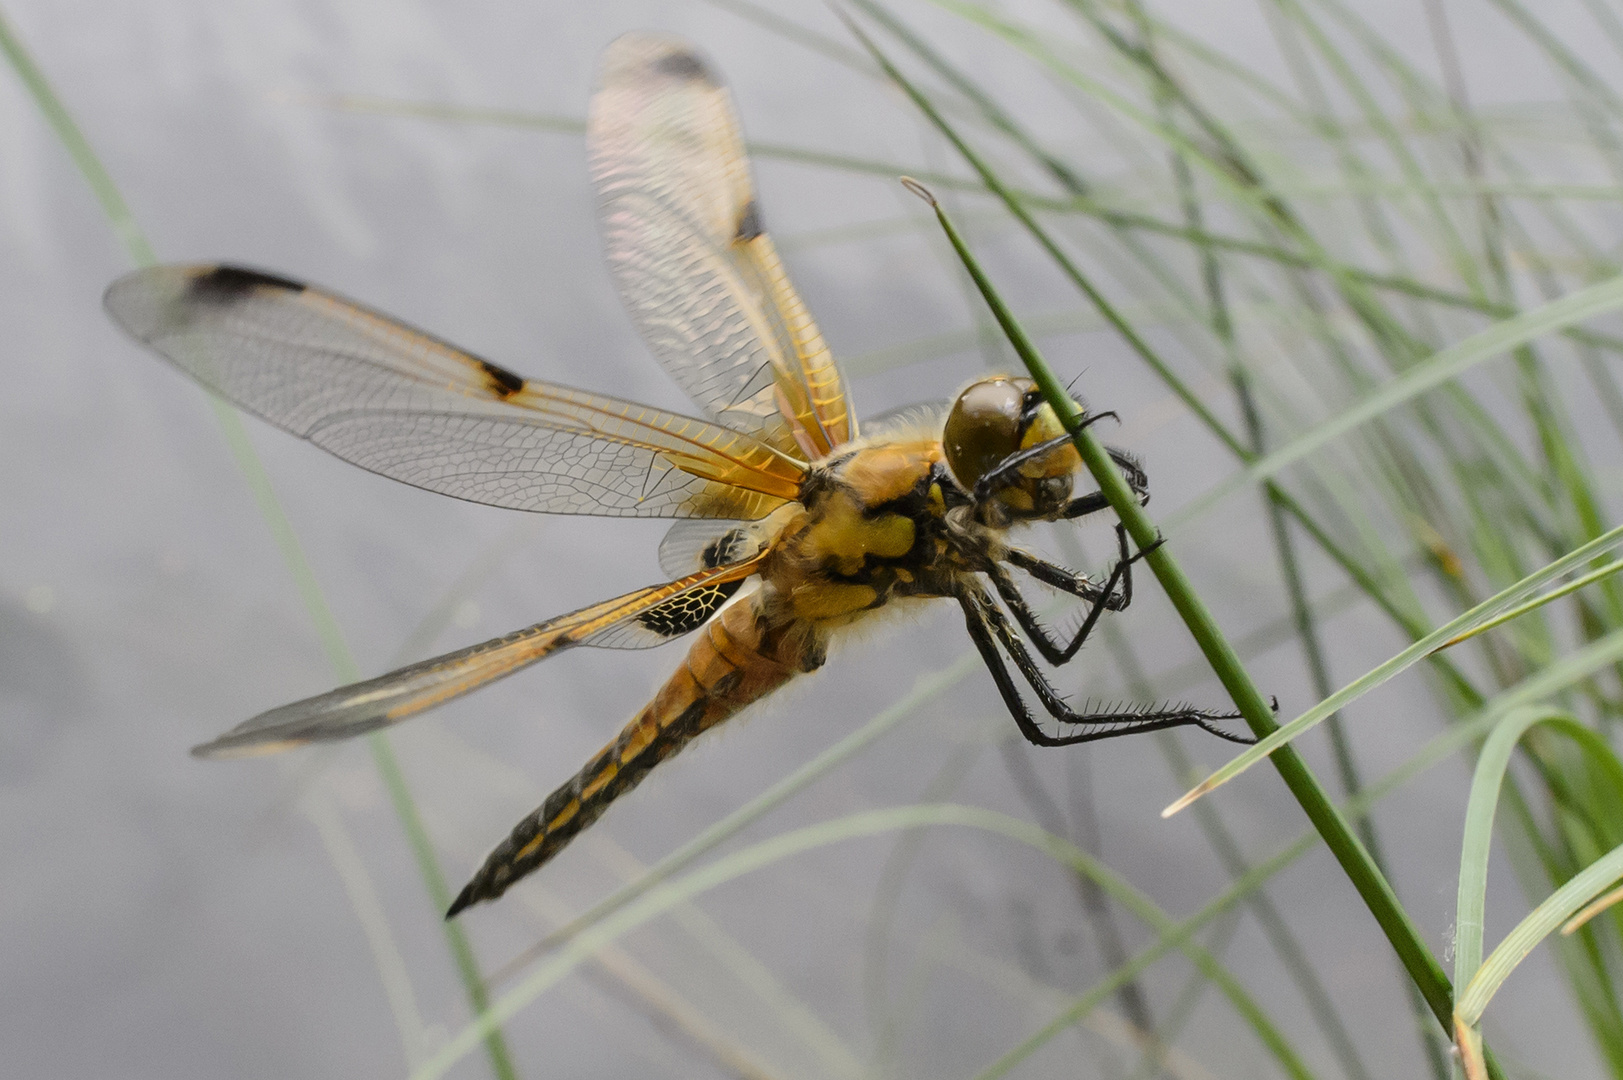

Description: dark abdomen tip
[445,881,480,920]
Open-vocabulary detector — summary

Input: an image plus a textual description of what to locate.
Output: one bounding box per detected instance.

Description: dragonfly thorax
[763,440,961,625]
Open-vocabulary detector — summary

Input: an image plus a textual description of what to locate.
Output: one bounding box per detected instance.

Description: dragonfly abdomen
[447,596,798,916]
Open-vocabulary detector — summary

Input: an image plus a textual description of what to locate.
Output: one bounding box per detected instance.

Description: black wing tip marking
[735,200,763,243]
[477,358,526,398]
[104,264,308,334]
[186,265,308,302]
[654,48,714,83]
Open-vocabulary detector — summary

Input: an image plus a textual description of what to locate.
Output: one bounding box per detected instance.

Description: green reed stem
[910,180,1501,1076]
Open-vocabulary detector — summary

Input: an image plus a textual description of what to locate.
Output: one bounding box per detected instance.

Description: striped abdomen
[447,597,798,916]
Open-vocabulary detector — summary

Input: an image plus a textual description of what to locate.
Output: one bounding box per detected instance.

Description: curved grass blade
[413,805,1317,1080]
[1452,702,1623,1078]
[1436,558,1623,650]
[1453,706,1579,997]
[1164,524,1623,815]
[1456,842,1623,1077]
[0,7,154,264]
[466,558,1623,1080]
[1565,884,1623,935]
[990,617,1623,1079]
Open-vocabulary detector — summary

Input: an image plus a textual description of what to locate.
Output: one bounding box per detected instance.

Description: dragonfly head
[943,376,1084,520]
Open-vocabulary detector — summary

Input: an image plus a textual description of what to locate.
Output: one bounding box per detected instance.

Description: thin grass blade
[1173,273,1623,531]
[414,805,1316,1080]
[1165,525,1623,815]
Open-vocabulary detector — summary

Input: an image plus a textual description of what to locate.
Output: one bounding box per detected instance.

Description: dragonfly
[105,32,1248,918]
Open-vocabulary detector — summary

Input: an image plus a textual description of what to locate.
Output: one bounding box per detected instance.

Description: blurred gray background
[0,1,1598,1078]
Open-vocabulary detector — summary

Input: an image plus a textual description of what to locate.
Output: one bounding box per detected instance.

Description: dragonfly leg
[957,581,1256,746]
[1105,446,1150,503]
[1003,523,1143,604]
[988,527,1135,666]
[1054,491,1110,520]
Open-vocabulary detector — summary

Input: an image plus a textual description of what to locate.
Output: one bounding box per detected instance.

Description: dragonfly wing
[590,32,856,459]
[105,264,804,519]
[191,554,768,758]
[655,517,777,578]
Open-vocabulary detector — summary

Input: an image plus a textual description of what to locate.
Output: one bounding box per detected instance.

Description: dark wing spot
[701,528,749,568]
[477,359,525,398]
[735,200,763,242]
[187,265,307,302]
[655,50,713,83]
[635,581,743,639]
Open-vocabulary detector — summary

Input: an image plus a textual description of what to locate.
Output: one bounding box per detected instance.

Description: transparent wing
[589,32,856,460]
[656,517,775,578]
[191,553,767,758]
[105,264,805,519]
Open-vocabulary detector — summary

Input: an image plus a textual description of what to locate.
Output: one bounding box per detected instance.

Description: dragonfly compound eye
[943,376,1033,490]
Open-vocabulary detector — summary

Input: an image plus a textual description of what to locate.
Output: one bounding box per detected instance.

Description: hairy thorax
[757,438,977,646]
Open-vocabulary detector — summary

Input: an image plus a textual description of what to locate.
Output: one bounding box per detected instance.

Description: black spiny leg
[1105,447,1150,504]
[1049,449,1149,522]
[1004,524,1146,605]
[988,527,1137,666]
[957,582,1255,746]
[1055,491,1110,521]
